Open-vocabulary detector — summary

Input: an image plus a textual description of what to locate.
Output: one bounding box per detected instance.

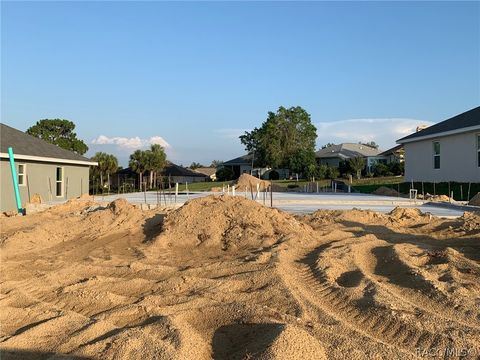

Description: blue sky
[2,1,479,166]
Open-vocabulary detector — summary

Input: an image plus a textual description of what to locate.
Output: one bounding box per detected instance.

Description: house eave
[0,153,98,166]
[397,125,480,144]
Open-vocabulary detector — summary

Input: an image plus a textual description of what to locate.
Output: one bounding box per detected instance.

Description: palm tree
[349,156,366,180]
[145,144,167,188]
[129,150,148,191]
[105,154,118,193]
[91,152,108,187]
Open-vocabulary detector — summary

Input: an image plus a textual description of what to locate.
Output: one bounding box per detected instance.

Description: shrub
[216,167,234,181]
[326,166,339,179]
[373,163,389,177]
[388,162,404,176]
[317,165,329,180]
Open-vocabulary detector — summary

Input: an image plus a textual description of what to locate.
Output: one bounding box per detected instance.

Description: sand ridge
[1,196,479,359]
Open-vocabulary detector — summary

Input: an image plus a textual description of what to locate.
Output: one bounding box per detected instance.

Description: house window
[18,164,26,186]
[56,167,63,197]
[433,141,440,169]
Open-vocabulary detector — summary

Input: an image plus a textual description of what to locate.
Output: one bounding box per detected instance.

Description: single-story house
[112,161,208,189]
[397,106,480,183]
[378,144,404,163]
[162,162,208,184]
[315,143,386,172]
[222,153,269,178]
[0,123,97,212]
[193,167,217,181]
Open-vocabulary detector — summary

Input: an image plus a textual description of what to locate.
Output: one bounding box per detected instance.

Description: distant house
[378,144,404,163]
[162,162,208,184]
[0,123,97,212]
[221,153,268,178]
[315,143,386,172]
[193,167,217,181]
[112,161,208,189]
[397,106,480,182]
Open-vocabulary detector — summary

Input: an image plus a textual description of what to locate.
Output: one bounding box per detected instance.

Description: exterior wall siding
[0,159,90,212]
[404,130,480,182]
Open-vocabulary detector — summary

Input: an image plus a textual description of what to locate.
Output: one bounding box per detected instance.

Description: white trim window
[433,141,440,169]
[55,167,63,197]
[18,164,26,186]
[477,134,480,167]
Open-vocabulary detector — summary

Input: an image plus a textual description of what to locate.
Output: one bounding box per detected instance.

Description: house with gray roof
[315,143,386,172]
[0,123,97,212]
[397,106,480,183]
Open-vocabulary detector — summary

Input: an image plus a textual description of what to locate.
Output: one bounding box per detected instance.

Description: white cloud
[92,135,170,150]
[315,118,434,150]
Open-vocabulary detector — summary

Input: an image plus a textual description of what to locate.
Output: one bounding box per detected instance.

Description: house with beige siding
[397,106,480,183]
[0,123,97,212]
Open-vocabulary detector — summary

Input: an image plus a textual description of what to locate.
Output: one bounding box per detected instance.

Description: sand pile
[424,193,451,202]
[373,186,399,197]
[388,207,429,220]
[459,211,480,234]
[468,192,480,206]
[304,209,386,227]
[235,173,271,192]
[0,198,146,257]
[2,198,480,360]
[154,195,311,251]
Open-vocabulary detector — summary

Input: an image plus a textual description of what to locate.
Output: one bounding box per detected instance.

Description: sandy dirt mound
[468,192,480,206]
[235,173,271,192]
[304,208,387,228]
[0,198,146,257]
[373,186,399,197]
[154,195,311,251]
[1,198,479,359]
[424,193,451,202]
[388,206,430,221]
[459,211,480,234]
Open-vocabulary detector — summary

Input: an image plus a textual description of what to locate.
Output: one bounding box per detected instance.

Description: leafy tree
[189,162,203,170]
[240,106,317,173]
[210,160,223,168]
[321,143,336,149]
[349,156,366,179]
[216,167,234,181]
[27,119,88,155]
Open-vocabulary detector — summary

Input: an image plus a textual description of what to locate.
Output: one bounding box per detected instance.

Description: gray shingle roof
[0,123,95,164]
[222,153,254,166]
[116,162,207,178]
[397,106,480,143]
[315,143,381,159]
[161,162,207,177]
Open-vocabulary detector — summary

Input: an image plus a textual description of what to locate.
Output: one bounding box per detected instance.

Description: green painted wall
[0,159,90,212]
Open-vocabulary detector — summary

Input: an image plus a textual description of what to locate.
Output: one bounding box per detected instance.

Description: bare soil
[1,195,479,359]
